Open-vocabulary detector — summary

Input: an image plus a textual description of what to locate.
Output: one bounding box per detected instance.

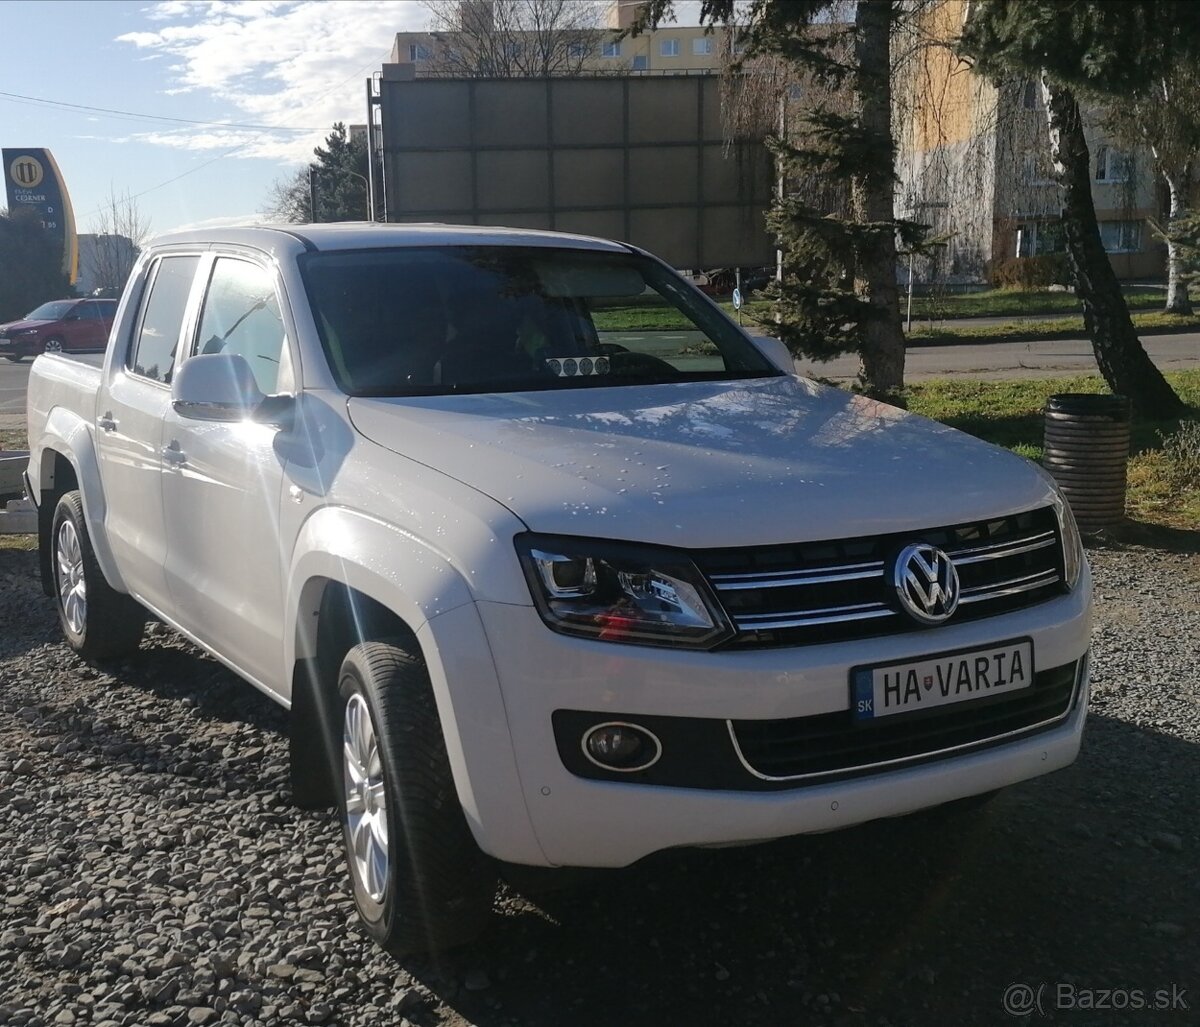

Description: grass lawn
[907,370,1200,533]
[908,309,1200,342]
[907,285,1171,321]
[0,427,27,452]
[594,289,1192,339]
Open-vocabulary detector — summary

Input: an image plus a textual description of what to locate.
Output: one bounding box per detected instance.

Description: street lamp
[345,169,372,221]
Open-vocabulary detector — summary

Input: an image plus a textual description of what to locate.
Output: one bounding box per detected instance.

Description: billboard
[3,148,79,284]
[374,74,775,269]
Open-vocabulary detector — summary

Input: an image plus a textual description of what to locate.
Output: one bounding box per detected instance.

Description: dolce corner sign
[3,148,78,284]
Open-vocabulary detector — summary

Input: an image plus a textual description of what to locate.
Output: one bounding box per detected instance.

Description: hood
[348,376,1055,549]
[0,319,51,335]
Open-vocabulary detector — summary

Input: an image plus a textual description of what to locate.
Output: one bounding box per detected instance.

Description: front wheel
[336,641,495,955]
[50,491,145,660]
[5,354,23,363]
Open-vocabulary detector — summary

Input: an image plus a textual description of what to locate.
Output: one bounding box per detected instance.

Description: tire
[50,491,145,661]
[42,337,65,354]
[5,354,23,363]
[336,641,495,955]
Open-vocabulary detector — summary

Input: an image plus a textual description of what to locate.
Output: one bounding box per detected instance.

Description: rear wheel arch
[37,448,80,596]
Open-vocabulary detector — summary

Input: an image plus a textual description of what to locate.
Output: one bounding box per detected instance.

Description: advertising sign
[3,148,79,284]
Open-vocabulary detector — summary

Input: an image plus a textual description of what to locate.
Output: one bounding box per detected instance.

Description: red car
[0,298,117,362]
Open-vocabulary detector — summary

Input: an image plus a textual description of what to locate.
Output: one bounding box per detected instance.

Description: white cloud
[118,0,429,162]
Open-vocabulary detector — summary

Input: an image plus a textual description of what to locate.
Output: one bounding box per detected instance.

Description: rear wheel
[336,641,495,955]
[50,491,145,661]
[42,337,64,354]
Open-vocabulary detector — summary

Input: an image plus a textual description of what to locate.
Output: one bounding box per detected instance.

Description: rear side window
[129,256,199,383]
[194,258,286,395]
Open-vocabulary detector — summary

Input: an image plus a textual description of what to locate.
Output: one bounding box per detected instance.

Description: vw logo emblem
[893,543,960,625]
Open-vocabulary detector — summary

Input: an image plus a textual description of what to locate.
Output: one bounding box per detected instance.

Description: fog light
[582,722,662,772]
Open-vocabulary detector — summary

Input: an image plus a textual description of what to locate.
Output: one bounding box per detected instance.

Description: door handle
[162,441,187,467]
[97,414,117,432]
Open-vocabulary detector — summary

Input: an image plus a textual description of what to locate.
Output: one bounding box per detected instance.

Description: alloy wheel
[55,519,87,635]
[343,692,390,904]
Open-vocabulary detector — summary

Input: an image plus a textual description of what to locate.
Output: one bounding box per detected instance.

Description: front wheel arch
[289,580,425,810]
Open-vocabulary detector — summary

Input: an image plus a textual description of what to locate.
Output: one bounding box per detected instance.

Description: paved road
[798,331,1199,382]
[3,334,1198,431]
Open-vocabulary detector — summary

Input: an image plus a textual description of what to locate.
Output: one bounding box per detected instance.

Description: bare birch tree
[1105,67,1200,314]
[423,0,606,77]
[87,188,151,296]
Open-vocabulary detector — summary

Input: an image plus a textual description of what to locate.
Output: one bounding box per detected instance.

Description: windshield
[299,246,779,397]
[24,301,75,321]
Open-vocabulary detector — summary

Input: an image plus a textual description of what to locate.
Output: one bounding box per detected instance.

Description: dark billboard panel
[4,148,79,284]
[375,75,774,270]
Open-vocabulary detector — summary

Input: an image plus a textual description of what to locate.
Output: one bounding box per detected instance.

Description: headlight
[515,534,734,649]
[16,328,40,336]
[1030,462,1084,591]
[1055,491,1083,590]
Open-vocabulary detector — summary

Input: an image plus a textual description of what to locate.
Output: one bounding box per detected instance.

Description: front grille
[696,507,1064,648]
[730,660,1079,782]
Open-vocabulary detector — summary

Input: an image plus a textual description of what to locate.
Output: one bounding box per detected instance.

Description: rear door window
[129,256,200,384]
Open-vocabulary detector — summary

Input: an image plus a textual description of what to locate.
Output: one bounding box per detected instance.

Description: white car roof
[147,222,634,256]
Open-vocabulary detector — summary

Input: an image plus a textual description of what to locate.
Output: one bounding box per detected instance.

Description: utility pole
[308,167,319,223]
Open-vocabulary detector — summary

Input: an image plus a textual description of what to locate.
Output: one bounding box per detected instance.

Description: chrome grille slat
[714,566,884,591]
[959,570,1061,604]
[949,531,1056,565]
[733,603,895,631]
[694,507,1065,647]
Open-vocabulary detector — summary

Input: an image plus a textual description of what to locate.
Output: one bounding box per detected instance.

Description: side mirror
[172,353,266,422]
[749,334,795,374]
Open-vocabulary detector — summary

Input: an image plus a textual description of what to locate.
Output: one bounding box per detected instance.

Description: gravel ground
[1,538,1198,1027]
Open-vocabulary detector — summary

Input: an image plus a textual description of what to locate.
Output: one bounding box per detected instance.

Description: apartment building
[389,1,740,78]
[895,0,1162,284]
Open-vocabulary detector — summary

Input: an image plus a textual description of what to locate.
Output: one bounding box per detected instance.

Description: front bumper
[451,566,1091,868]
[0,335,33,355]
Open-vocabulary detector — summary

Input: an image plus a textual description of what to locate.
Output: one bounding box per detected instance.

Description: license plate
[851,639,1034,721]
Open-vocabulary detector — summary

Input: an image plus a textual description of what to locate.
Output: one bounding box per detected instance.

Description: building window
[660,38,680,57]
[1099,220,1142,253]
[1021,152,1054,185]
[731,32,747,54]
[1021,79,1039,109]
[601,40,621,58]
[408,43,430,61]
[693,37,713,56]
[1095,145,1133,182]
[567,41,590,59]
[631,54,648,71]
[1015,221,1065,258]
[504,41,522,59]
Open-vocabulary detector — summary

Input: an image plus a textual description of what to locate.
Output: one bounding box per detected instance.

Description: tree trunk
[1040,75,1185,417]
[1162,164,1193,315]
[853,0,906,398]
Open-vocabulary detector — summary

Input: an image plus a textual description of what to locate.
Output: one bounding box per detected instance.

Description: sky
[0,0,703,236]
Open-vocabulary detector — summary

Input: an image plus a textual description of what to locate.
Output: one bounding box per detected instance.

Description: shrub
[1159,419,1200,489]
[990,254,1072,289]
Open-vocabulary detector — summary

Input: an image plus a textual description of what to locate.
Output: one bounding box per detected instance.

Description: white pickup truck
[25,224,1091,955]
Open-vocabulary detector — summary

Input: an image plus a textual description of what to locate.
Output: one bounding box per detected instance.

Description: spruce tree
[311,123,371,223]
[635,0,924,399]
